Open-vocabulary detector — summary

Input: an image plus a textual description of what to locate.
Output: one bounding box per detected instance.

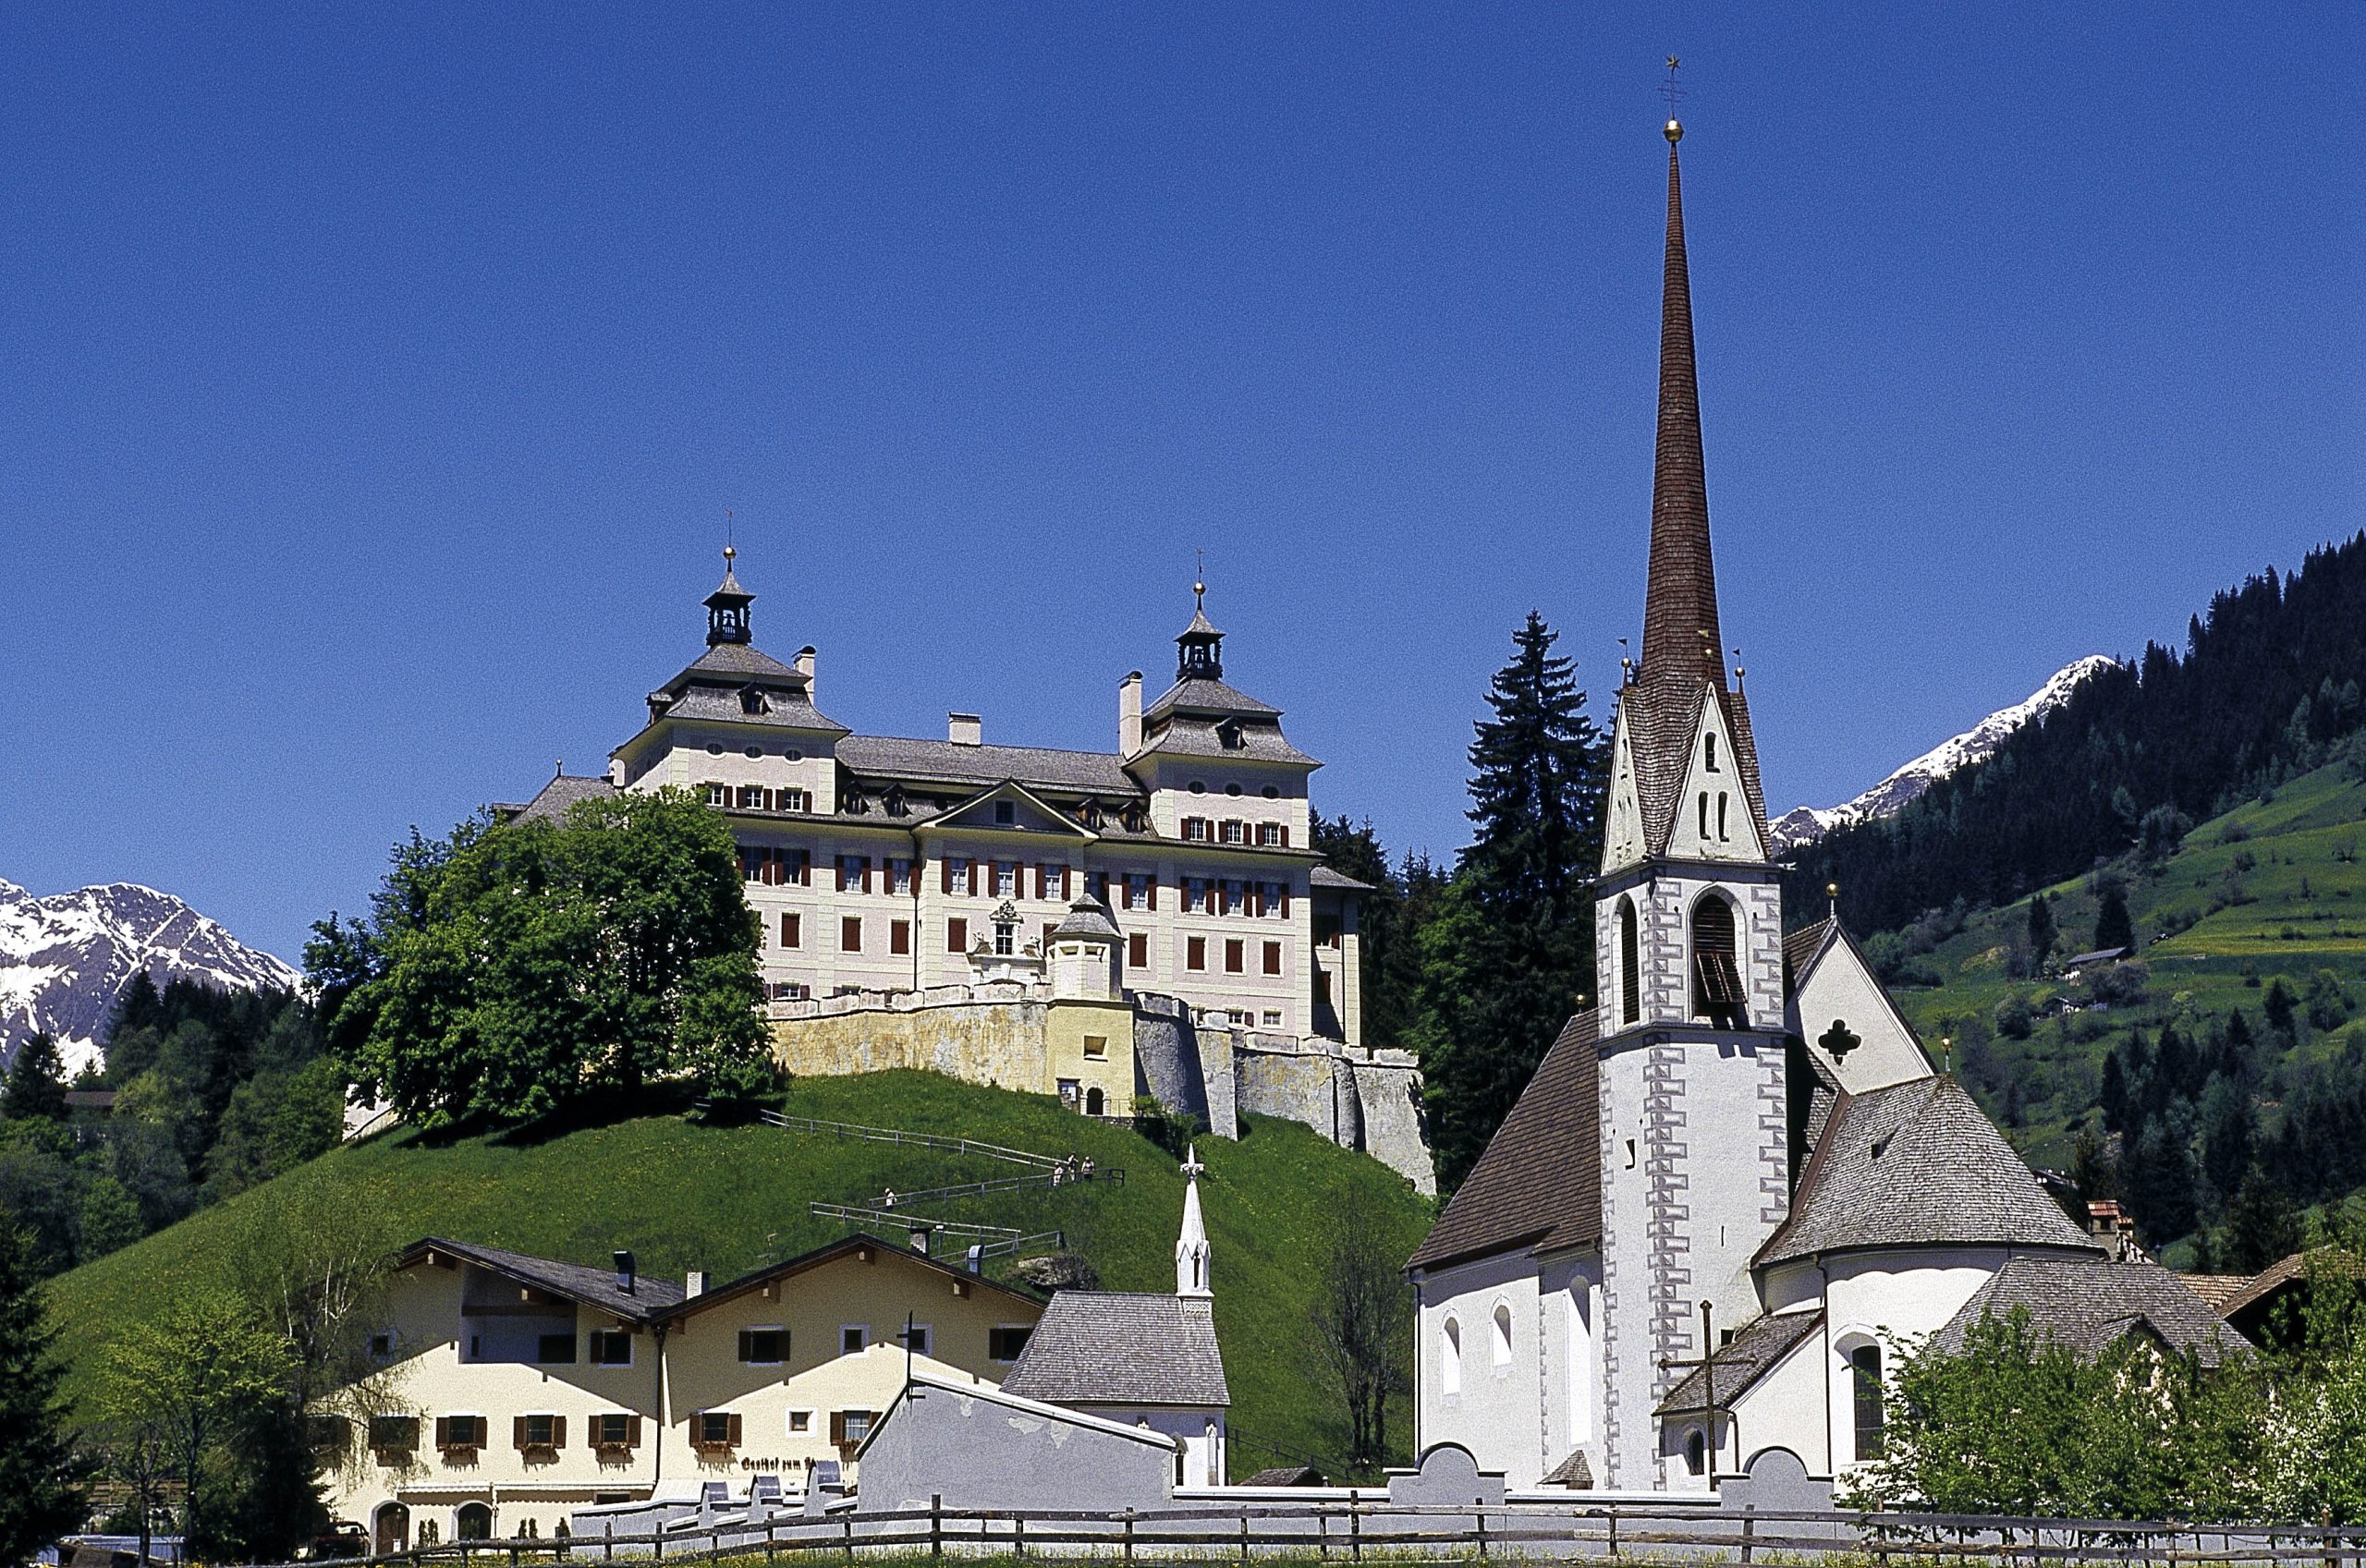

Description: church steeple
[1639,119,1726,693]
[1175,579,1225,683]
[703,546,753,647]
[1175,1146,1212,1298]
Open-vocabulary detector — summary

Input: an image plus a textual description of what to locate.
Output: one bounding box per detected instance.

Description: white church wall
[1660,1307,1829,1489]
[1818,1248,2015,1473]
[1067,1404,1226,1489]
[1537,1252,1604,1482]
[1413,1251,1551,1488]
[1790,937,1933,1093]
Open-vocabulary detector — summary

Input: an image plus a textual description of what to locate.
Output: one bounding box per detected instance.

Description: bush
[1994,994,2036,1040]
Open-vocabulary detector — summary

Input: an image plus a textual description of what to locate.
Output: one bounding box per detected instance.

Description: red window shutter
[1188,936,1205,971]
[513,1416,529,1450]
[948,918,967,954]
[1226,939,1244,973]
[727,1413,743,1446]
[552,1415,567,1449]
[861,857,873,893]
[892,919,910,955]
[1280,826,1291,847]
[1033,864,1044,899]
[1281,886,1291,917]
[829,1411,847,1445]
[1263,941,1282,976]
[1148,872,1158,912]
[1129,932,1148,968]
[628,1415,643,1447]
[942,857,954,894]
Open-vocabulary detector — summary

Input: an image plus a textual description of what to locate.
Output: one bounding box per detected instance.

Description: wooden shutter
[1147,872,1158,911]
[829,1411,847,1445]
[942,857,954,894]
[435,1416,452,1449]
[1280,884,1291,917]
[628,1415,643,1447]
[861,856,873,893]
[1264,941,1282,976]
[552,1415,566,1450]
[727,1412,743,1445]
[1280,826,1291,846]
[738,1329,753,1360]
[513,1416,529,1450]
[1034,864,1046,899]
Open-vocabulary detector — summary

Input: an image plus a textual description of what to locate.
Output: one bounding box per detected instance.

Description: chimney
[686,1270,709,1298]
[1118,672,1143,757]
[948,712,982,746]
[794,646,816,694]
[613,1250,636,1295]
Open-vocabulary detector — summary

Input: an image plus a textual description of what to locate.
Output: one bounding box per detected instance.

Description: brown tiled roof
[1756,1076,2100,1269]
[1656,1309,1823,1416]
[2217,1247,2366,1325]
[397,1237,686,1322]
[1783,918,1835,983]
[1935,1256,2252,1367]
[1406,1010,1599,1271]
[2177,1271,2254,1312]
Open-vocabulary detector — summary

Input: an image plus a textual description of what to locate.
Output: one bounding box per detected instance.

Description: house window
[945,857,972,895]
[781,787,810,812]
[994,800,1017,825]
[947,918,969,953]
[780,912,801,949]
[837,855,870,893]
[1220,820,1246,845]
[1224,880,1246,916]
[890,919,911,955]
[456,1504,492,1541]
[1262,881,1287,917]
[1257,822,1286,846]
[1262,1009,1283,1027]
[1185,877,1209,913]
[738,1329,787,1365]
[989,1325,1032,1362]
[593,1413,637,1449]
[1183,817,1212,843]
[887,857,912,894]
[534,1333,576,1365]
[1704,733,1720,772]
[696,1411,739,1449]
[830,1409,875,1447]
[1684,1428,1708,1476]
[1619,897,1640,1025]
[1493,1303,1514,1368]
[589,1331,632,1367]
[1850,1343,1885,1461]
[994,861,1018,897]
[1187,937,1207,971]
[1441,1319,1462,1396]
[899,1323,932,1356]
[994,921,1016,956]
[519,1413,561,1450]
[435,1414,487,1451]
[1041,863,1067,900]
[840,1326,868,1355]
[738,784,767,810]
[841,917,862,954]
[369,1415,418,1458]
[1126,872,1151,911]
[1262,941,1282,976]
[1085,1086,1104,1115]
[1717,792,1730,842]
[1224,939,1245,974]
[1128,932,1149,969]
[1083,1035,1108,1060]
[788,1411,812,1434]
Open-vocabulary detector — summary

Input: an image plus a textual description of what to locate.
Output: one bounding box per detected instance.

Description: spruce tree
[2094,882,2135,952]
[2,1037,68,1123]
[1416,612,1606,1188]
[2026,894,2057,969]
[0,1226,89,1567]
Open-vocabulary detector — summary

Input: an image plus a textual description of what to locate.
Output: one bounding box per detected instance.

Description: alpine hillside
[1770,655,2116,853]
[0,880,299,1072]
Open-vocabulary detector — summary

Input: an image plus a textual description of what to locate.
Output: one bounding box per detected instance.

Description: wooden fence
[251,1500,2366,1568]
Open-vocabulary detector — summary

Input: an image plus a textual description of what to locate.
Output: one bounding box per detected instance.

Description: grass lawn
[45,1070,1436,1475]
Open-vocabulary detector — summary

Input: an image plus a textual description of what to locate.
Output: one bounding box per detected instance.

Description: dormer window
[884,787,908,818]
[739,683,769,716]
[1216,719,1246,751]
[994,800,1017,826]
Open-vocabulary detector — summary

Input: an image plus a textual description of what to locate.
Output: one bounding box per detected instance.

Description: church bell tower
[1592,115,1789,1488]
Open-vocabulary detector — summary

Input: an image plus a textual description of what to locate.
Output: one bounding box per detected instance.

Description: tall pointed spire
[1175,1146,1212,1299]
[1639,119,1726,690]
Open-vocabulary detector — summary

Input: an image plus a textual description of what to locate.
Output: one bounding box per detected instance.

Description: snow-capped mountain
[1771,656,2118,855]
[0,881,300,1075]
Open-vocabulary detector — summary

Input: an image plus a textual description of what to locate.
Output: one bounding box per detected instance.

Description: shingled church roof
[999,1292,1229,1407]
[1406,1010,1601,1272]
[1934,1255,2250,1367]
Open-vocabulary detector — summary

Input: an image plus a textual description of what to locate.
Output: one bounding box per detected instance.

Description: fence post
[1741,1508,1755,1565]
[842,1514,855,1562]
[1476,1507,1488,1561]
[604,1521,614,1565]
[1350,1500,1361,1565]
[1240,1509,1250,1564]
[1124,1509,1135,1564]
[1317,1506,1327,1561]
[766,1521,777,1563]
[1014,1513,1025,1559]
[930,1495,942,1559]
[1606,1507,1619,1560]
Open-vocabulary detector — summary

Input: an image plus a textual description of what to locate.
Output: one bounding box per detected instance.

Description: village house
[329,1234,1044,1551]
[1403,116,2245,1496]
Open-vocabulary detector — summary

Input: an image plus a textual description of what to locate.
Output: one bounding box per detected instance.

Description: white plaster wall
[1819,1247,2014,1475]
[1790,939,1934,1093]
[1070,1404,1226,1488]
[1659,1307,1829,1489]
[1663,699,1766,864]
[1412,1252,1551,1488]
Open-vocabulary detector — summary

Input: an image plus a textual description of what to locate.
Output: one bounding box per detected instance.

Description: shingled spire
[1640,124,1725,689]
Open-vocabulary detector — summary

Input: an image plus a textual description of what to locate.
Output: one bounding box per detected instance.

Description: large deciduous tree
[1308,1205,1413,1472]
[321,789,774,1127]
[1414,613,1605,1188]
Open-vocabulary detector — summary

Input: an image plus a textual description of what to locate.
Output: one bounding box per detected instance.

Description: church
[1404,117,2242,1493]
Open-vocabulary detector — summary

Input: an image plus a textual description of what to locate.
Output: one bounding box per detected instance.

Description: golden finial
[723,544,737,564]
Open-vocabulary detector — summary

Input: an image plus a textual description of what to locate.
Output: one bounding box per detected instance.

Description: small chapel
[1403,115,2243,1494]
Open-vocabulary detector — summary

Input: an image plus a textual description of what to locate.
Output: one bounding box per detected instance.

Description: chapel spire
[1638,118,1726,691]
[1175,1146,1212,1299]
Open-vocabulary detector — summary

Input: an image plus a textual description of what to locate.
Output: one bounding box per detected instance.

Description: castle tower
[1592,117,1788,1487]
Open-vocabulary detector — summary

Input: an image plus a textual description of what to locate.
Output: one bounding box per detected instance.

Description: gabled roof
[2215,1246,2366,1327]
[913,779,1098,840]
[1755,1076,2099,1270]
[1406,1010,1599,1272]
[1616,678,1770,859]
[998,1291,1229,1407]
[1656,1309,1823,1416]
[836,735,1140,795]
[1934,1255,2251,1367]
[670,1232,1043,1324]
[508,773,617,825]
[396,1237,686,1321]
[1783,918,1835,983]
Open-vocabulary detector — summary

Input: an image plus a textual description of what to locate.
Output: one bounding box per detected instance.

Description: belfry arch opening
[1690,893,1744,1027]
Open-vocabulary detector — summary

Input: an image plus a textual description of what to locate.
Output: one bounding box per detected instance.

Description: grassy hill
[47,1070,1435,1475]
[1878,760,2366,1246]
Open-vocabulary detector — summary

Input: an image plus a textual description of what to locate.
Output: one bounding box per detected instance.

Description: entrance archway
[373,1503,410,1556]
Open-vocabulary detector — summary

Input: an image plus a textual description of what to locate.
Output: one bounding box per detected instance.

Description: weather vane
[1194,545,1206,603]
[1660,55,1685,118]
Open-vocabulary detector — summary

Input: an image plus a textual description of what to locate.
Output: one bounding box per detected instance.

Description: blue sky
[3,4,2360,963]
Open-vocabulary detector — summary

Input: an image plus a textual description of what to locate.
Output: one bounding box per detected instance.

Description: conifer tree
[1,1037,68,1123]
[1416,613,1606,1188]
[0,1226,88,1567]
[2026,894,2057,969]
[2094,882,2135,952]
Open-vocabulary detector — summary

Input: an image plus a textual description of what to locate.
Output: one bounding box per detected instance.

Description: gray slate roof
[836,735,1140,794]
[509,774,617,825]
[1051,891,1122,942]
[655,683,846,734]
[1309,866,1375,892]
[1144,677,1281,721]
[1407,1010,1600,1271]
[1756,1076,2101,1269]
[1656,1309,1823,1416]
[998,1292,1230,1407]
[1934,1255,2251,1367]
[404,1237,687,1320]
[1135,715,1317,768]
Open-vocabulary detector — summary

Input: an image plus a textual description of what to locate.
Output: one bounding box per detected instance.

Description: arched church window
[1849,1343,1885,1461]
[1683,1428,1707,1476]
[1690,895,1744,1028]
[1716,792,1730,842]
[1698,793,1709,840]
[1703,734,1719,772]
[1619,898,1640,1025]
[1441,1319,1462,1395]
[1492,1303,1513,1368]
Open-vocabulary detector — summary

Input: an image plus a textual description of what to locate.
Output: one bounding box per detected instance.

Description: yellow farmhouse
[329,1234,1045,1551]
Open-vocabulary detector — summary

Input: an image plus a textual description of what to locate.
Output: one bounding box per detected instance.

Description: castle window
[1684,1428,1707,1476]
[1704,734,1720,772]
[994,862,1018,897]
[1126,872,1151,911]
[779,913,800,950]
[1183,817,1212,842]
[1691,895,1744,1027]
[1220,820,1246,845]
[841,917,862,954]
[1257,822,1287,846]
[738,784,767,810]
[1262,784,1279,799]
[1217,722,1245,751]
[946,918,968,953]
[1223,880,1246,916]
[890,919,910,955]
[994,922,1015,956]
[780,787,810,813]
[1187,937,1207,971]
[1225,938,1245,973]
[1619,897,1640,1025]
[886,857,912,894]
[1262,941,1282,976]
[702,782,728,807]
[1128,932,1148,968]
[1492,1303,1513,1368]
[1262,881,1288,918]
[1085,1087,1104,1115]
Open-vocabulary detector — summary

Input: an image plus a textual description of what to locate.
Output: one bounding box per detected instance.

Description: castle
[505,572,1432,1191]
